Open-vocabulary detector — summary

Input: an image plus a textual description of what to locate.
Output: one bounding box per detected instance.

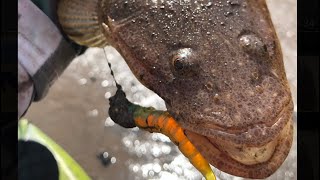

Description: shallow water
[25,0,297,179]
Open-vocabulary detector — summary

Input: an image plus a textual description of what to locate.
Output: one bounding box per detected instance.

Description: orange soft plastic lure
[108,84,216,180]
[133,107,216,180]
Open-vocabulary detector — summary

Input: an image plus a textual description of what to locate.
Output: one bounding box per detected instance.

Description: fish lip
[184,102,294,178]
[186,99,293,146]
[184,116,294,179]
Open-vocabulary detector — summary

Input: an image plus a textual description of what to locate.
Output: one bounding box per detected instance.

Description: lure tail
[133,105,216,180]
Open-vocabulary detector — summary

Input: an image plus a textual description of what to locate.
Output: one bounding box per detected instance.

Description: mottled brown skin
[58,0,294,178]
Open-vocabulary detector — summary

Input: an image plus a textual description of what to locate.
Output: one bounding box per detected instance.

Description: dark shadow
[18,140,59,180]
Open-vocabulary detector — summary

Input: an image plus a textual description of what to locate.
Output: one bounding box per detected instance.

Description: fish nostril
[239,33,267,58]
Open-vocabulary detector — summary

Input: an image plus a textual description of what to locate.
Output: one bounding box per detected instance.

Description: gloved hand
[18,0,87,119]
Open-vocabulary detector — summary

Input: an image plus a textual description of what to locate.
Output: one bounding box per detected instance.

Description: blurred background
[24,0,297,179]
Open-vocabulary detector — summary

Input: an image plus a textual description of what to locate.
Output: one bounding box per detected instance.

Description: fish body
[58,0,294,178]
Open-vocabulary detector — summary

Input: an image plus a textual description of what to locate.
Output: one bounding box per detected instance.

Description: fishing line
[102,47,122,90]
[94,47,122,166]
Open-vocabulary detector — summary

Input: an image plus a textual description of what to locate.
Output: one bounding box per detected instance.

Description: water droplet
[224,11,233,17]
[104,92,112,99]
[88,109,98,117]
[153,163,161,173]
[102,152,109,158]
[101,80,109,87]
[212,111,221,115]
[228,0,241,6]
[105,117,115,127]
[111,157,116,164]
[132,165,139,172]
[161,145,171,154]
[148,170,154,177]
[78,78,87,85]
[151,146,161,157]
[134,140,140,146]
[206,2,213,7]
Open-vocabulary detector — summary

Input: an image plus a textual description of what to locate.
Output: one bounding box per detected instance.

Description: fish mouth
[183,102,294,179]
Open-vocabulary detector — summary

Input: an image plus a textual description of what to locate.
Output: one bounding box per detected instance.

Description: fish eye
[171,48,198,77]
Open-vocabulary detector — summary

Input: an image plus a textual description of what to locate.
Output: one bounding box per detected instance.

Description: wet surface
[25,0,297,179]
